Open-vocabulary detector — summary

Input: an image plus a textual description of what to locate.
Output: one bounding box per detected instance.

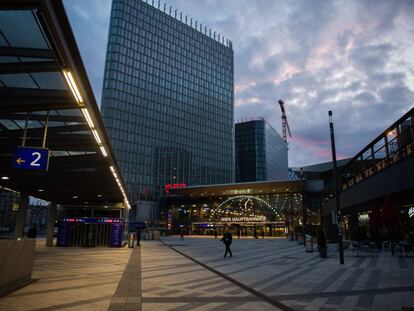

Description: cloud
[64,0,414,167]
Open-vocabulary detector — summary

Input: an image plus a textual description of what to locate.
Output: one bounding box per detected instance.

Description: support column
[15,192,29,238]
[46,202,57,247]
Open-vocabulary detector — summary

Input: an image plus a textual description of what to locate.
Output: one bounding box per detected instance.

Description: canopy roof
[0,0,130,207]
[169,180,304,198]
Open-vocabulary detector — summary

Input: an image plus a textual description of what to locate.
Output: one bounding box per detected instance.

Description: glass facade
[101,0,234,202]
[235,119,288,182]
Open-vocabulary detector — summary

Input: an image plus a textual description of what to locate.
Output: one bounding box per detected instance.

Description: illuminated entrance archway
[208,195,283,222]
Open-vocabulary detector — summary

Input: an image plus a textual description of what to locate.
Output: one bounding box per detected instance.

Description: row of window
[113,1,232,51]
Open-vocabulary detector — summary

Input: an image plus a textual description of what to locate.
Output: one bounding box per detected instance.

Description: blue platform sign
[13,147,50,171]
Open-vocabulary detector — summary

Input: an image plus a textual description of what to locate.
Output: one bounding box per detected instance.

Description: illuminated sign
[409,207,414,218]
[165,183,186,194]
[13,147,49,171]
[220,216,267,222]
[358,214,369,224]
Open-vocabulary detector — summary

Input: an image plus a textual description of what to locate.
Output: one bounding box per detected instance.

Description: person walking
[27,224,37,238]
[214,230,218,239]
[136,229,141,246]
[261,230,265,239]
[221,232,233,258]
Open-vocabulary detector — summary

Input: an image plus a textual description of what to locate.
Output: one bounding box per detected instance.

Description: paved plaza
[1,237,414,311]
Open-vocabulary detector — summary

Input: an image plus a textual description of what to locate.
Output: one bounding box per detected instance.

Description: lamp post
[301,168,307,247]
[328,111,345,265]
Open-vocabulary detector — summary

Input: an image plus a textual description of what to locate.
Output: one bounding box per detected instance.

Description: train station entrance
[160,180,305,237]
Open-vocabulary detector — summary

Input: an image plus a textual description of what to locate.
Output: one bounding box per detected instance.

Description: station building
[160,180,306,237]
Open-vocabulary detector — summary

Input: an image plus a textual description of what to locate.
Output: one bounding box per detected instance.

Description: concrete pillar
[46,202,57,247]
[15,192,29,238]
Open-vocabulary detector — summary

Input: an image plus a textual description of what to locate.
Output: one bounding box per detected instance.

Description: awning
[0,0,130,208]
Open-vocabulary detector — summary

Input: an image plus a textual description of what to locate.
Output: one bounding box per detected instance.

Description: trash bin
[128,232,135,248]
[305,234,313,252]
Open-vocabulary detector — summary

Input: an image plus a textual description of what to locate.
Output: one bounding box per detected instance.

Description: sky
[63,0,414,168]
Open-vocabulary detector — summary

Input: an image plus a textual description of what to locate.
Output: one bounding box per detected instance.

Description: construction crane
[277,99,292,143]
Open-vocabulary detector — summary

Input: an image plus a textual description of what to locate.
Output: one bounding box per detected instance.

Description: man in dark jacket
[27,225,37,238]
[221,232,233,258]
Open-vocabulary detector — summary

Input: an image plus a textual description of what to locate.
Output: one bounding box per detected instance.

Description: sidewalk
[158,236,414,310]
[1,237,414,310]
[0,240,132,311]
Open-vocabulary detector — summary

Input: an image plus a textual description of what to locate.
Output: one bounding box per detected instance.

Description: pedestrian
[253,229,258,239]
[214,230,218,239]
[180,230,184,240]
[221,231,233,258]
[136,229,141,246]
[261,230,265,239]
[237,229,241,239]
[241,230,244,238]
[27,224,37,238]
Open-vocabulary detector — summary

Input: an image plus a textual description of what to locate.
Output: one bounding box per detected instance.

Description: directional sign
[13,147,50,171]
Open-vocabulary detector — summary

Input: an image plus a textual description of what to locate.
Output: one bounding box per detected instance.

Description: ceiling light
[38,189,44,192]
[92,129,102,144]
[1,176,9,180]
[100,146,108,157]
[81,108,94,128]
[97,194,102,197]
[63,70,83,103]
[72,195,78,199]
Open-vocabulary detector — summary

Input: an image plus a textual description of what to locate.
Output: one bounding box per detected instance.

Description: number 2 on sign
[31,152,41,166]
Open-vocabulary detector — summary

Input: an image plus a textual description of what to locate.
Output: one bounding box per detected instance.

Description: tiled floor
[0,240,132,311]
[1,237,414,310]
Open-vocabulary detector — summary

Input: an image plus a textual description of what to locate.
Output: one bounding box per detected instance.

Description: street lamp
[328,111,345,265]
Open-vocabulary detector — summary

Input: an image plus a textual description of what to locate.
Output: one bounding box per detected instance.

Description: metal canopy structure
[169,180,304,198]
[0,0,130,207]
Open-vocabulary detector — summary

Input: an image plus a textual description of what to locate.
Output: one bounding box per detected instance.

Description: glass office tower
[235,118,288,182]
[101,0,234,202]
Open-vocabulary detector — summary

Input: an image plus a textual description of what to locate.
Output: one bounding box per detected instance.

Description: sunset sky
[64,0,414,167]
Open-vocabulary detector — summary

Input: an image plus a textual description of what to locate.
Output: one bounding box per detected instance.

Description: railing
[341,107,414,191]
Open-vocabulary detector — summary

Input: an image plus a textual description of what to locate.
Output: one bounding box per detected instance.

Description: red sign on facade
[165,183,186,194]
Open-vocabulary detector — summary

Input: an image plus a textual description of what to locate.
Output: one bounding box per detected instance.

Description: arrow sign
[13,147,50,171]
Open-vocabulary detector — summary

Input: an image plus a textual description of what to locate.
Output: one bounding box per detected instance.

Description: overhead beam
[0,47,54,59]
[0,124,89,138]
[0,113,84,123]
[0,88,79,113]
[0,87,70,99]
[0,61,61,74]
[0,101,79,113]
[0,0,41,10]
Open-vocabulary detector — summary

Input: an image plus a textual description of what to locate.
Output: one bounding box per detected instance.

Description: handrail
[341,107,414,191]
